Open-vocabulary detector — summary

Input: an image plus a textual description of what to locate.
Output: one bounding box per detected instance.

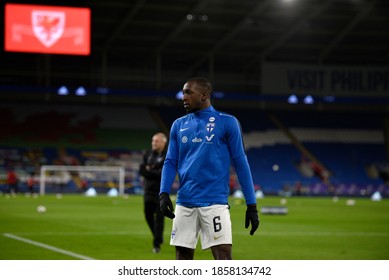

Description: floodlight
[57,86,69,95]
[324,96,335,102]
[75,86,87,96]
[96,87,110,94]
[212,91,225,99]
[303,95,314,104]
[176,90,183,100]
[287,94,298,104]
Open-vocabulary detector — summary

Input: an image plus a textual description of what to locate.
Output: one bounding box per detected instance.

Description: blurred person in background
[27,172,36,195]
[7,169,18,195]
[139,132,168,253]
[159,77,259,260]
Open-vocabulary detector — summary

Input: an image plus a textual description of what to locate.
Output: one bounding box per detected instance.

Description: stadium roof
[1,0,389,95]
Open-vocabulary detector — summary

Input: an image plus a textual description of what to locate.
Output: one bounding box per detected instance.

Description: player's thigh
[170,205,200,249]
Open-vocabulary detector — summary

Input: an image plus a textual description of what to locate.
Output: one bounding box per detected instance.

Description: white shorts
[170,204,232,250]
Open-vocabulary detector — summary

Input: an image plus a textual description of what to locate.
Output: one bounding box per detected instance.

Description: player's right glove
[245,204,260,235]
[159,192,175,219]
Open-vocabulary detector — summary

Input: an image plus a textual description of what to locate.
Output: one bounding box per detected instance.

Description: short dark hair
[187,77,213,95]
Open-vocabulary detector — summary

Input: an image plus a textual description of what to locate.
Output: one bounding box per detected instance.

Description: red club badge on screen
[5,4,90,55]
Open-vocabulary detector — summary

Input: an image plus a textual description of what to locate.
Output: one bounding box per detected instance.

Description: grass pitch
[0,194,388,260]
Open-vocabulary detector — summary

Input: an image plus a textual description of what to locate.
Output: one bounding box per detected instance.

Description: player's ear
[201,91,209,101]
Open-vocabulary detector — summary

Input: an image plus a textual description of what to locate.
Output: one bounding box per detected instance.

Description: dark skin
[177,79,233,260]
[182,79,211,113]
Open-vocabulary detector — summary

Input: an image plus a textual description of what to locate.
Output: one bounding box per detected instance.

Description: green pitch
[0,194,388,260]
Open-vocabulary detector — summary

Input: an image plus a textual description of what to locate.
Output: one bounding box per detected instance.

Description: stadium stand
[243,110,388,196]
[157,106,389,196]
[0,103,158,194]
[1,103,388,197]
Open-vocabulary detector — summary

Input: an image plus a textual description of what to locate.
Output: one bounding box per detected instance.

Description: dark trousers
[9,183,19,194]
[144,196,165,248]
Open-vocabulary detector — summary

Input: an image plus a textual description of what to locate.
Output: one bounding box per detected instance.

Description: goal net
[39,165,125,196]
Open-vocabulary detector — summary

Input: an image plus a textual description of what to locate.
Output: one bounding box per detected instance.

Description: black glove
[159,192,175,219]
[245,204,259,235]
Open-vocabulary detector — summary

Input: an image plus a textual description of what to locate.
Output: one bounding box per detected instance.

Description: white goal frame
[39,165,125,196]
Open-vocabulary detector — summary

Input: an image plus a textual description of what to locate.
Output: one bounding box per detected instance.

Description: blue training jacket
[160,106,256,207]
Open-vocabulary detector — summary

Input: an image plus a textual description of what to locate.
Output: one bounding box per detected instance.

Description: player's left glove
[245,204,259,235]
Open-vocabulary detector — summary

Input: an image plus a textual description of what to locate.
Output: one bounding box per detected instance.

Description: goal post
[39,165,126,196]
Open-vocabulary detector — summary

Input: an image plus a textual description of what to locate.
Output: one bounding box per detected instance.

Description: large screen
[4,3,90,55]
